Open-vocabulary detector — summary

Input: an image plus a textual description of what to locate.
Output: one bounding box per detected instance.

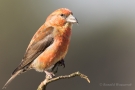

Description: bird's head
[45,8,78,27]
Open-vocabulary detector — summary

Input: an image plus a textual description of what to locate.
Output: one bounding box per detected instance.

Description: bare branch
[37,71,90,90]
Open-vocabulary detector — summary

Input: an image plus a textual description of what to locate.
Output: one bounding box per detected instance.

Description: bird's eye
[60,14,65,17]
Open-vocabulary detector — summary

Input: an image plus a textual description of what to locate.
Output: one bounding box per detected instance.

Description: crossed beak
[66,14,78,24]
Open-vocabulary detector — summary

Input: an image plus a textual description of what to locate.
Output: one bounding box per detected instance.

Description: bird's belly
[32,38,69,72]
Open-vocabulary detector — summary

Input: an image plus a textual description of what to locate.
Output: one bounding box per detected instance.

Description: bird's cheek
[54,19,66,26]
[60,19,66,25]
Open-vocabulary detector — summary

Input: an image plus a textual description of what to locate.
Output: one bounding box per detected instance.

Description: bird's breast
[33,34,71,72]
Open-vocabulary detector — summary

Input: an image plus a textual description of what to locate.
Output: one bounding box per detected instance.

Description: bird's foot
[45,71,55,79]
[51,59,65,74]
[58,59,65,68]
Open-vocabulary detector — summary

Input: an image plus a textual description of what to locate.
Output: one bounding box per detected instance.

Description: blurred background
[0,0,135,90]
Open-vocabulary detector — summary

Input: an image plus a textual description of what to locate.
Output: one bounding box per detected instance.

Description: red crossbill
[2,8,78,89]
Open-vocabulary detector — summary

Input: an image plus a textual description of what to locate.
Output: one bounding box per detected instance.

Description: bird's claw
[58,59,65,68]
[45,71,55,79]
[51,59,65,74]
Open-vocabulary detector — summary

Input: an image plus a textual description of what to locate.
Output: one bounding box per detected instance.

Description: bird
[2,8,78,89]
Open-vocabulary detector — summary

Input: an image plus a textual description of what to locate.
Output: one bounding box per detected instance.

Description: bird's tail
[2,70,22,89]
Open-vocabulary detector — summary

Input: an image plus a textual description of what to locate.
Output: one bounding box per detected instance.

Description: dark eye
[60,14,65,17]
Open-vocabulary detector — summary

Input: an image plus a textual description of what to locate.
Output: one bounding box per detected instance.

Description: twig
[37,71,90,90]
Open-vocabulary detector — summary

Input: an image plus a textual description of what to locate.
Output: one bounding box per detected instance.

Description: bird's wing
[12,26,54,75]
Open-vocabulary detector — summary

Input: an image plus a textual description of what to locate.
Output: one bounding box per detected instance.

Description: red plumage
[3,8,78,89]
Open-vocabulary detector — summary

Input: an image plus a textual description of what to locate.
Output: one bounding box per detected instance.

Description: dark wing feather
[12,26,54,75]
